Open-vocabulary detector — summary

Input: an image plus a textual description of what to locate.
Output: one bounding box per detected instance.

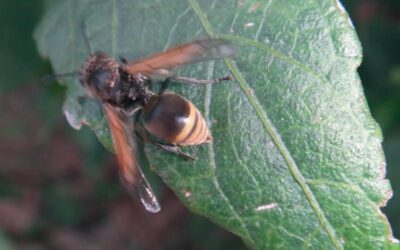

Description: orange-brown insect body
[81,53,212,147]
[143,93,212,146]
[77,38,234,213]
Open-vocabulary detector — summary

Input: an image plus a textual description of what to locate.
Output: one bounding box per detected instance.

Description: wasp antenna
[80,22,94,55]
[41,72,80,85]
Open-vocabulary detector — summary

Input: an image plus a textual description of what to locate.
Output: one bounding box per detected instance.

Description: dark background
[0,1,398,249]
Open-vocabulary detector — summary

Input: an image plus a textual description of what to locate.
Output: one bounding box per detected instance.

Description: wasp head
[80,53,120,101]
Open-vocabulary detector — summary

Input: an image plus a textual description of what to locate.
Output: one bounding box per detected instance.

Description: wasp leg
[158,77,171,95]
[169,75,231,86]
[152,142,195,161]
[134,110,195,161]
[158,75,231,95]
[139,134,195,161]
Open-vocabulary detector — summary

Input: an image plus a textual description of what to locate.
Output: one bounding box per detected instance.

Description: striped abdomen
[142,92,212,146]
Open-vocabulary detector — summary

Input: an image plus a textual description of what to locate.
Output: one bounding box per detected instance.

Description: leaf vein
[303,228,321,249]
[220,33,328,85]
[278,226,306,243]
[254,0,272,41]
[227,92,263,192]
[163,6,191,51]
[189,0,343,249]
[68,1,76,72]
[226,54,343,250]
[204,61,255,245]
[111,0,118,55]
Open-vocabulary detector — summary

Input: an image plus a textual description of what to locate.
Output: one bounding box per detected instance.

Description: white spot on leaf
[255,202,278,212]
[183,190,192,198]
[245,22,255,28]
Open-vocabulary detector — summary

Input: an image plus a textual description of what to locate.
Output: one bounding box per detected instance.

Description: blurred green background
[0,0,398,249]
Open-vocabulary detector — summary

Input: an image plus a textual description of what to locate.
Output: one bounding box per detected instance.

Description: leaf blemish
[247,87,254,96]
[183,190,192,198]
[245,22,255,28]
[255,202,278,212]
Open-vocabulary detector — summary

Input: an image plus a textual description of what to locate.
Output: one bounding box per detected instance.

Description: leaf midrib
[188,0,343,249]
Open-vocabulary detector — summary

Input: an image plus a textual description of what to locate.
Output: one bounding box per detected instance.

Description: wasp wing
[124,39,235,76]
[103,104,161,213]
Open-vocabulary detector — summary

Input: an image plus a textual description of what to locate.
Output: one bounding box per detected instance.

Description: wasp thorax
[80,52,120,100]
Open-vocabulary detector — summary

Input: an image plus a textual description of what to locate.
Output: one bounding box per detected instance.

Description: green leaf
[34,0,398,249]
[0,230,13,250]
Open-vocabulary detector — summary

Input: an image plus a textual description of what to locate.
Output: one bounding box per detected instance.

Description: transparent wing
[103,104,161,213]
[124,39,235,75]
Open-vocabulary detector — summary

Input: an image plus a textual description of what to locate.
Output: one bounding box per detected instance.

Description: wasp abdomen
[143,92,211,146]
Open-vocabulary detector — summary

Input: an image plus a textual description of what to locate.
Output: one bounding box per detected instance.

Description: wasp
[62,27,235,213]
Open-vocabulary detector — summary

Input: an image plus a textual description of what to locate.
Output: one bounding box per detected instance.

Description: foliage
[34,0,398,249]
[0,0,398,249]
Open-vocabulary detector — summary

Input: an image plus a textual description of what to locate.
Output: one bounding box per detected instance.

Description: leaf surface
[35,0,397,249]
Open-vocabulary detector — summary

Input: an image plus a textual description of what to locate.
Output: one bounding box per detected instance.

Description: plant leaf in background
[35,0,398,249]
[0,230,13,250]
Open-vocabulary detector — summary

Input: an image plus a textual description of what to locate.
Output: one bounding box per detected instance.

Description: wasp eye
[88,69,115,91]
